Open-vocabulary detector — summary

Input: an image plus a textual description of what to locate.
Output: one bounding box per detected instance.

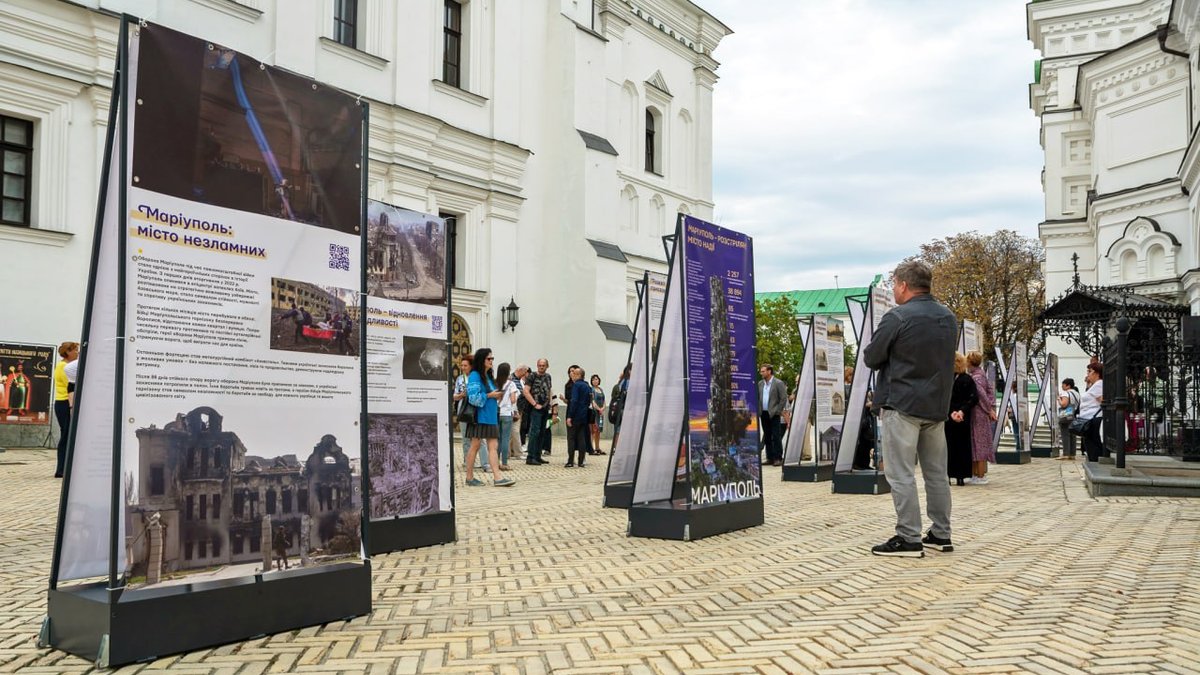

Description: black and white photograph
[401,336,448,381]
[367,201,447,305]
[132,24,363,234]
[269,277,358,356]
[367,413,441,520]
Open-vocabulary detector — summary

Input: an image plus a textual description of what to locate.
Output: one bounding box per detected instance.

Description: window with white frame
[443,0,464,88]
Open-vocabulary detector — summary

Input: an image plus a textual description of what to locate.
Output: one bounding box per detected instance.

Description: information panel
[681,216,762,505]
[0,343,54,425]
[364,200,451,520]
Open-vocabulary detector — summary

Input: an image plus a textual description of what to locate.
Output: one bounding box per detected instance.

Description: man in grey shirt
[862,261,957,558]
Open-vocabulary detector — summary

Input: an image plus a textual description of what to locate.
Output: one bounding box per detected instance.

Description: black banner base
[368,511,456,555]
[1030,446,1059,458]
[782,463,834,482]
[45,561,371,667]
[603,482,634,509]
[997,450,1032,465]
[627,498,764,541]
[832,470,890,495]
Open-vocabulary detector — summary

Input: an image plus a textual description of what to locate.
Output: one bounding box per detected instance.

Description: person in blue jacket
[565,366,594,467]
[465,348,515,487]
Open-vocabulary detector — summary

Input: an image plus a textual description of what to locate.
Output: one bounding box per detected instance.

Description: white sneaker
[975,476,990,485]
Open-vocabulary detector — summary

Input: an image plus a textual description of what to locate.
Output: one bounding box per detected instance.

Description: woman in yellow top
[53,341,79,478]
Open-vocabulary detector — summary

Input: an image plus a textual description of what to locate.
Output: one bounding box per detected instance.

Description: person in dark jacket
[861,261,958,558]
[945,353,977,486]
[565,366,593,467]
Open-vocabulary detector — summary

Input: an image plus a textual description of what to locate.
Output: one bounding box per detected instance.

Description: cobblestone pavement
[2,444,1199,674]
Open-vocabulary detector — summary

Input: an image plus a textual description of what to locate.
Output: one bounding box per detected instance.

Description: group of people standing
[943,351,1000,486]
[452,350,631,486]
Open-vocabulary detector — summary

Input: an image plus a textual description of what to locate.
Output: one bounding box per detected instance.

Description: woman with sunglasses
[465,348,515,487]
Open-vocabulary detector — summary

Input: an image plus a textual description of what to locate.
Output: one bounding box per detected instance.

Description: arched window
[645,108,663,174]
[620,185,639,232]
[1121,250,1138,282]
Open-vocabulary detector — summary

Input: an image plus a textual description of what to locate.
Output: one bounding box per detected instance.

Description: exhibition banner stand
[994,342,1032,464]
[959,320,981,354]
[1029,354,1059,457]
[603,271,665,508]
[627,215,764,540]
[782,316,841,482]
[832,286,893,495]
[43,19,371,667]
[364,200,455,552]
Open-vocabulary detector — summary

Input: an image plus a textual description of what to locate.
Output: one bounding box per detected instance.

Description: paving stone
[2,446,1200,672]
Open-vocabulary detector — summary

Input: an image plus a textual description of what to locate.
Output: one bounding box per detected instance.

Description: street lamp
[501,297,520,332]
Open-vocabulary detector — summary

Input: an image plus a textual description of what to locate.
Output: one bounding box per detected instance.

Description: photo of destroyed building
[127,407,360,586]
[367,413,441,519]
[366,201,446,304]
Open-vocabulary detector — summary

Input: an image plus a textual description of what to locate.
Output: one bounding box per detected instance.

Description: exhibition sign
[1030,353,1059,456]
[365,200,452,521]
[993,342,1032,463]
[781,319,814,466]
[0,342,54,425]
[960,320,980,354]
[628,215,763,540]
[832,285,894,495]
[47,19,371,667]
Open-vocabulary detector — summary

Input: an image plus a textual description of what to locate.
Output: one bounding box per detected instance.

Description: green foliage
[754,295,804,389]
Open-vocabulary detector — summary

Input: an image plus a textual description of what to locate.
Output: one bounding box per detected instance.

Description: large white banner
[608,271,666,485]
[813,315,846,464]
[835,287,894,472]
[631,249,686,503]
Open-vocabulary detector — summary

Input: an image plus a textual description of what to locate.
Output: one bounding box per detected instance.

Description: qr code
[328,243,350,271]
[431,316,444,333]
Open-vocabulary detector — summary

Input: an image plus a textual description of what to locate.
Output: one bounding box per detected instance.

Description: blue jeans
[498,415,513,465]
[526,407,547,462]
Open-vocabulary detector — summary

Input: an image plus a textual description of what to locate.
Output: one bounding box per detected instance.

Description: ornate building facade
[1029,0,1200,376]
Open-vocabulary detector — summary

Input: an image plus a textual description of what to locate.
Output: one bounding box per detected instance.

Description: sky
[701,0,1045,293]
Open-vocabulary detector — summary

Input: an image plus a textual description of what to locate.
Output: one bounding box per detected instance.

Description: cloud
[702,0,1045,291]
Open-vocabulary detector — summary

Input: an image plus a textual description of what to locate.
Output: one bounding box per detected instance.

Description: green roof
[756,275,883,316]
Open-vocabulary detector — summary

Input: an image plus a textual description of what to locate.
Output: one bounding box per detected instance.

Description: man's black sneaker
[871,535,924,558]
[922,531,954,552]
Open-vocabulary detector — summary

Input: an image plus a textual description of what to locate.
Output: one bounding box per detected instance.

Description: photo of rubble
[123,407,362,589]
[269,277,358,357]
[367,413,441,520]
[367,201,446,305]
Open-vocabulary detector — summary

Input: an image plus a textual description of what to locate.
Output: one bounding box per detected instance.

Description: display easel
[1029,354,1059,458]
[781,318,834,482]
[626,216,764,540]
[994,343,1032,464]
[41,19,372,667]
[831,287,891,495]
[603,272,653,509]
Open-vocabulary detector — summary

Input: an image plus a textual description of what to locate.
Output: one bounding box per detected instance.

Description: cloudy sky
[701,0,1044,292]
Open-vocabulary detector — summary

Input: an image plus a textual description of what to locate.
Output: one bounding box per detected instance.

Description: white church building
[0,0,729,444]
[1029,0,1200,380]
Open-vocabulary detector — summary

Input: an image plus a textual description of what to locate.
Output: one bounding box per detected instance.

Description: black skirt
[466,423,499,439]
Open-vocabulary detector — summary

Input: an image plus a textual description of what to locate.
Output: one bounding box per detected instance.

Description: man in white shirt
[759,365,788,466]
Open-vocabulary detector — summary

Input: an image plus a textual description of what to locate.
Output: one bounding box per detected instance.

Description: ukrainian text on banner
[116,23,364,589]
[681,216,762,506]
[960,320,980,354]
[609,271,667,485]
[813,315,846,464]
[365,200,450,520]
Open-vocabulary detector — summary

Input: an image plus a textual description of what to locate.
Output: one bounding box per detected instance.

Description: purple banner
[682,216,762,505]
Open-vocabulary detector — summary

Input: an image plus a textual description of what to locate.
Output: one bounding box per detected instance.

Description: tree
[754,295,804,389]
[904,230,1045,358]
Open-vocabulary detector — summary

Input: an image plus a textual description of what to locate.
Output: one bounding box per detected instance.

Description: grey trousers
[880,409,952,543]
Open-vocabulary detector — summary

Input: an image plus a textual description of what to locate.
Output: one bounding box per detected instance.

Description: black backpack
[608,383,626,425]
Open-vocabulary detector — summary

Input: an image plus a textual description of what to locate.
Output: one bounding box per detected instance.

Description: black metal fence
[1101,316,1200,463]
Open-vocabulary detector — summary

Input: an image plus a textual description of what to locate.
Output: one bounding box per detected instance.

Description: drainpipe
[1158,24,1193,133]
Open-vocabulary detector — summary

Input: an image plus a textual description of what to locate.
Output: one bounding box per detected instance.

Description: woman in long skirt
[966,350,998,484]
[945,353,977,486]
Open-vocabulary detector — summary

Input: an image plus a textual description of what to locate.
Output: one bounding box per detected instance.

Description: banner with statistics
[681,216,762,505]
[365,200,451,520]
[0,342,54,425]
[60,22,367,588]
